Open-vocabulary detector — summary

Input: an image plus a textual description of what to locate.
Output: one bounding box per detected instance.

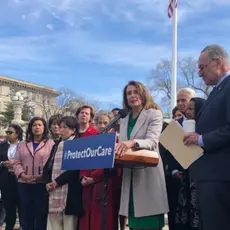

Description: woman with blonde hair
[116,81,169,230]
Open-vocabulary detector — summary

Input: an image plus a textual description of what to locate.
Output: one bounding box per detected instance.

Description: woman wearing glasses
[0,124,23,230]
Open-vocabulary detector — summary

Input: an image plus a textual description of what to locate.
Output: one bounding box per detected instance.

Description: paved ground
[7,219,169,229]
[125,225,168,230]
[4,223,169,230]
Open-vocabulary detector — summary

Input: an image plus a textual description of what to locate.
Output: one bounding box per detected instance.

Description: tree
[22,103,34,121]
[40,88,100,121]
[149,57,211,107]
[0,102,14,127]
[0,101,33,127]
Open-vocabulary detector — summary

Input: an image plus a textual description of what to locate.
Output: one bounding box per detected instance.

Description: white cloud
[1,0,229,34]
[0,0,229,69]
[0,30,171,68]
[46,23,54,30]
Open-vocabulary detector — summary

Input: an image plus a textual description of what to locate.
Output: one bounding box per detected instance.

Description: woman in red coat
[76,105,98,230]
[82,110,122,230]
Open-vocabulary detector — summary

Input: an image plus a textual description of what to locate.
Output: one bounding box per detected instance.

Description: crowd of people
[0,44,229,230]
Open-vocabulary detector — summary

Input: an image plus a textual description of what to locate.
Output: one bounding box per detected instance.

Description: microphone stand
[98,109,127,230]
[100,124,116,230]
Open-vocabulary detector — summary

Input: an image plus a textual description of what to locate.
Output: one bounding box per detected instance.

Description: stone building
[0,75,60,117]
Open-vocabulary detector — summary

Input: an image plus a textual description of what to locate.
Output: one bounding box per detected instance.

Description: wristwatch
[133,141,139,149]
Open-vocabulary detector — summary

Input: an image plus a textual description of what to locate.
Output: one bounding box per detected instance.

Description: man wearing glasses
[184,44,230,230]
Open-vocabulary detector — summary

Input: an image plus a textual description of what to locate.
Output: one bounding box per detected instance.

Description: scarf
[48,136,74,214]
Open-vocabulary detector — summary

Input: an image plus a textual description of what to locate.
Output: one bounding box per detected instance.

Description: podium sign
[61,132,116,170]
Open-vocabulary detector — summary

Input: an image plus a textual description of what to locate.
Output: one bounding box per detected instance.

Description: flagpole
[170,1,177,118]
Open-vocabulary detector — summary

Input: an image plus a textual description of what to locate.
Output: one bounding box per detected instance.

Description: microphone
[100,109,128,134]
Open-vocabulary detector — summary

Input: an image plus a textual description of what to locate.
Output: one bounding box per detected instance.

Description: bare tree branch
[149,57,211,107]
[38,88,100,120]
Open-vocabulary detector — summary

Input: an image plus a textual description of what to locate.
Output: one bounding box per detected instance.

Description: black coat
[0,141,18,201]
[43,140,83,216]
[190,75,230,181]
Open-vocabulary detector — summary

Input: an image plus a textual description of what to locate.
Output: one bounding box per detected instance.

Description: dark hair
[111,108,120,112]
[172,106,179,117]
[60,116,80,138]
[190,97,206,120]
[123,81,161,111]
[75,105,95,122]
[26,117,49,142]
[8,124,23,141]
[48,114,63,130]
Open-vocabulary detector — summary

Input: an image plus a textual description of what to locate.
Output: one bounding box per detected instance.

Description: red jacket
[79,125,98,230]
[79,128,122,230]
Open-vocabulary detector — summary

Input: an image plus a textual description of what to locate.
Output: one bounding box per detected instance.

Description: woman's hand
[81,176,95,187]
[20,173,35,183]
[2,160,13,170]
[46,180,58,192]
[33,175,42,182]
[116,140,135,157]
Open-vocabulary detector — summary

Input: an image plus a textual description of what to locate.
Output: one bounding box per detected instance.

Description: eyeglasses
[198,59,217,72]
[5,131,14,135]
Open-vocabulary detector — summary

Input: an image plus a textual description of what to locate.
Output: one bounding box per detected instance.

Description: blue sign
[61,132,116,170]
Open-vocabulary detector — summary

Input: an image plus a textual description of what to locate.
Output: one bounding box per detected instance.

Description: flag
[168,0,177,18]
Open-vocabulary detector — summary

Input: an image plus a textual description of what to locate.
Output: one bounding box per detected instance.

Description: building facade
[0,75,60,118]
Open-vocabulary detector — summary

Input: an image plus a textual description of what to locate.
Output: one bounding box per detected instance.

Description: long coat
[119,108,169,217]
[90,168,121,230]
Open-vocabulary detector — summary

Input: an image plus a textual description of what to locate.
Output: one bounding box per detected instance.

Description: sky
[0,0,230,109]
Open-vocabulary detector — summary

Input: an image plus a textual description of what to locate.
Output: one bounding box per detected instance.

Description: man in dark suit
[184,44,230,230]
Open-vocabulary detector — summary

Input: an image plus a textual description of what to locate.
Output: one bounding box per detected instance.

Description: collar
[7,141,19,145]
[216,70,230,87]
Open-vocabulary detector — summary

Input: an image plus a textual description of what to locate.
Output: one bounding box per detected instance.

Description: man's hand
[183,132,199,146]
[173,171,184,181]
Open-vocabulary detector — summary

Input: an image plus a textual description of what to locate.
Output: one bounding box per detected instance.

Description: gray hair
[177,88,196,98]
[95,110,114,124]
[202,45,229,63]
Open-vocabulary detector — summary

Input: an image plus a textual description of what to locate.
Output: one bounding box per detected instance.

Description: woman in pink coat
[14,117,54,230]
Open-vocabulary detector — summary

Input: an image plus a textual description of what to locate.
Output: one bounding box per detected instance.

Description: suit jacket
[190,75,230,181]
[119,109,169,217]
[14,139,54,183]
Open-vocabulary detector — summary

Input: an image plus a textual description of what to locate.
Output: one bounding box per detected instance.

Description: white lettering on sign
[64,146,113,160]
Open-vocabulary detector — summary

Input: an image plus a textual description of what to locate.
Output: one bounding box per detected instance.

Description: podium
[61,133,159,230]
[115,148,159,167]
